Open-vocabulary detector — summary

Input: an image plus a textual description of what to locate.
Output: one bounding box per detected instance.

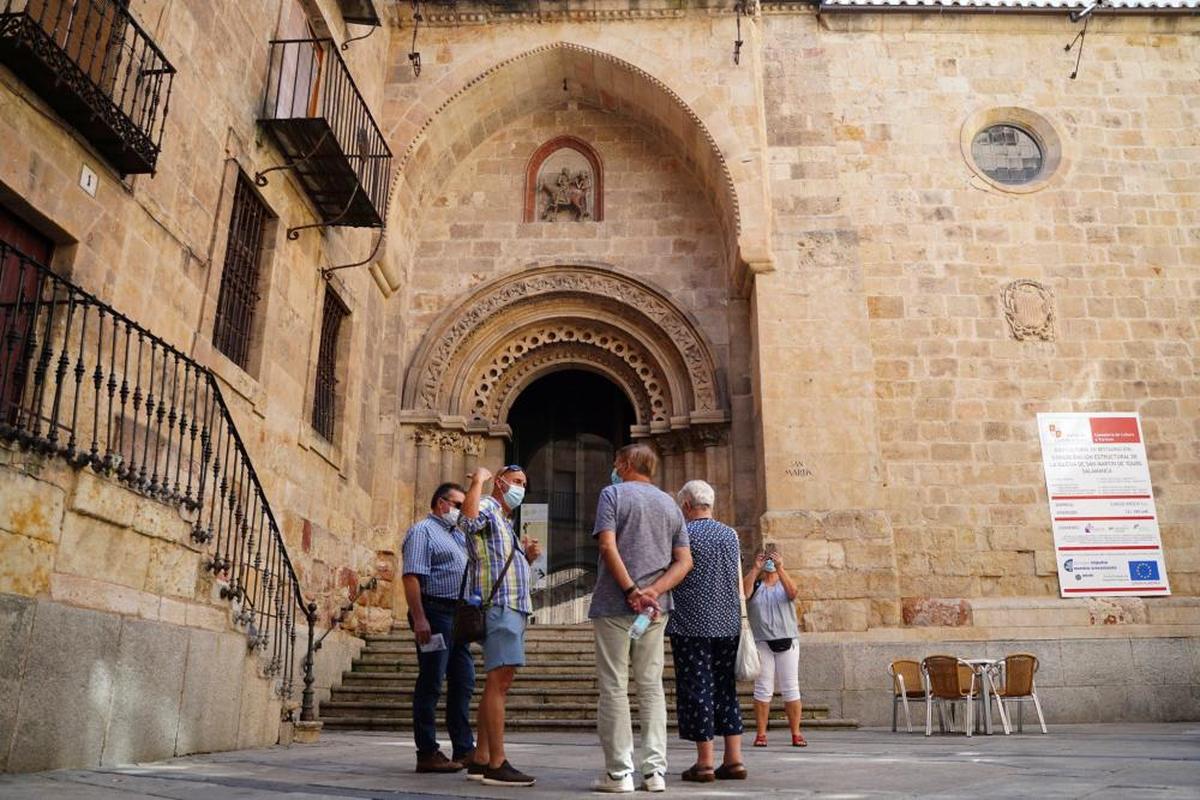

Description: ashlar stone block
[0,593,36,772]
[56,514,151,590]
[7,601,121,772]
[0,531,55,597]
[0,468,66,544]
[100,618,188,766]
[175,628,246,756]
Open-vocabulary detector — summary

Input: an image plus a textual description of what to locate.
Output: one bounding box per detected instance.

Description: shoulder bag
[451,521,517,644]
[734,556,762,682]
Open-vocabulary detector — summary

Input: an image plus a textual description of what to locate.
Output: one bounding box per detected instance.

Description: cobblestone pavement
[1,724,1198,799]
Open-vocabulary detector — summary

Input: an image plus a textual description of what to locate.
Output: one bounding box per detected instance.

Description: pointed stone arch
[375,42,756,295]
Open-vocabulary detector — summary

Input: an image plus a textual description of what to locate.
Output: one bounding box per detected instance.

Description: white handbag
[735,557,761,681]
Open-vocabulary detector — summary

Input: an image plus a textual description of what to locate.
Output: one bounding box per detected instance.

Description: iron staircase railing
[0,242,323,719]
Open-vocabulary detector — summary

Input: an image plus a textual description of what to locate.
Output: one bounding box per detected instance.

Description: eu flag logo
[1128,560,1160,581]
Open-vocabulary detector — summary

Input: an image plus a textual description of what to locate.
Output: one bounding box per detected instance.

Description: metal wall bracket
[320,230,384,280]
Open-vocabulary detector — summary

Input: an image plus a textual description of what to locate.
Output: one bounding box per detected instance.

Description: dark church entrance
[507,370,634,624]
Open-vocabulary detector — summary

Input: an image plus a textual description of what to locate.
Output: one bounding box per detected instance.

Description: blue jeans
[410,599,475,759]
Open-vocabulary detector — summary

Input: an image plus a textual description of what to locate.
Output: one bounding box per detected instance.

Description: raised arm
[771,550,799,601]
[744,550,766,598]
[460,467,492,533]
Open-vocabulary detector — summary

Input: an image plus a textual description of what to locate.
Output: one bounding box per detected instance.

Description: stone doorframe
[398,263,732,521]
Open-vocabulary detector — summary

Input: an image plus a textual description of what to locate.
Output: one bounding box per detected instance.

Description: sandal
[715,763,748,781]
[792,733,808,747]
[682,765,715,783]
[753,734,768,747]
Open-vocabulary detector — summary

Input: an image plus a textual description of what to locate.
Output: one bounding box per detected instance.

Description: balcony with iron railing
[258,39,392,234]
[0,0,175,175]
[0,241,330,719]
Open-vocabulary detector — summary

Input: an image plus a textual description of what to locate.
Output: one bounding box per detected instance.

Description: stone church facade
[0,0,1196,771]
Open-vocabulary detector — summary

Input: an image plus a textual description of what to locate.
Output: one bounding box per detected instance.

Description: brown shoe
[715,763,747,780]
[416,751,464,773]
[682,764,716,783]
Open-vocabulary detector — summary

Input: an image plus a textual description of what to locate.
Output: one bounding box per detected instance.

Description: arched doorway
[508,370,635,624]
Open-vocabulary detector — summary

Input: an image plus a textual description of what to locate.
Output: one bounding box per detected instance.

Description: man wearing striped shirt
[460,464,541,787]
[401,482,475,774]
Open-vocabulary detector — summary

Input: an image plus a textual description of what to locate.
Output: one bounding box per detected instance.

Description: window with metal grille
[212,173,271,369]
[312,288,349,441]
[971,124,1044,185]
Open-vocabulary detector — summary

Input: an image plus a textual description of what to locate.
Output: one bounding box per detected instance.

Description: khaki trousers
[593,614,669,778]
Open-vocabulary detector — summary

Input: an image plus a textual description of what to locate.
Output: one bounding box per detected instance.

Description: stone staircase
[320,624,858,731]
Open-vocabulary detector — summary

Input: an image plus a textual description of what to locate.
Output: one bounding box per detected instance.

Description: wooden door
[0,207,53,425]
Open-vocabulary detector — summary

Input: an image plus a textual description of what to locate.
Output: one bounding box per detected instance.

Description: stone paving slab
[1,724,1198,799]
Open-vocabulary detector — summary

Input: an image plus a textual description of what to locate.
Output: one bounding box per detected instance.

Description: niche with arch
[523,135,604,222]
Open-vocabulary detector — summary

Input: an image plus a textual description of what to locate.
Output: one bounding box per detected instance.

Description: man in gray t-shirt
[589,481,689,619]
[588,444,693,793]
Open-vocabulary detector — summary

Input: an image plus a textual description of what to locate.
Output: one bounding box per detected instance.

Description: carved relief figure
[540,166,592,221]
[535,147,595,222]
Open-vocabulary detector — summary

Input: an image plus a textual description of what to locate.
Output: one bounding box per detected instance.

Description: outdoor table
[963,658,999,734]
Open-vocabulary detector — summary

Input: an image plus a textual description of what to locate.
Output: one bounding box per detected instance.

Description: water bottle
[629,607,657,640]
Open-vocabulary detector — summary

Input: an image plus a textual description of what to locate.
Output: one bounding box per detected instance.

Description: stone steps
[321,625,859,732]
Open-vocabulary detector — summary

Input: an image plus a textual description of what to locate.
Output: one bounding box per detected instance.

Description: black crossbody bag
[452,521,518,644]
[749,579,794,653]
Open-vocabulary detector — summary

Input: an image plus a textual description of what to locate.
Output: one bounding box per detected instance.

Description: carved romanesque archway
[398,264,732,521]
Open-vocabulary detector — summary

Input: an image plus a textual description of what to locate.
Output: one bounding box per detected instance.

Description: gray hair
[677,479,715,508]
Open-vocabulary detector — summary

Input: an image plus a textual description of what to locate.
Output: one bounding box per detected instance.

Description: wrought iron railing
[0,0,175,174]
[259,38,391,229]
[0,242,314,708]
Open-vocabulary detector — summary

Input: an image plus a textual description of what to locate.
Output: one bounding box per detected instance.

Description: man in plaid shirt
[460,464,541,787]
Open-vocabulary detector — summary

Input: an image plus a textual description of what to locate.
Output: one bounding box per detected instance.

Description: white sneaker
[642,772,666,792]
[592,772,635,793]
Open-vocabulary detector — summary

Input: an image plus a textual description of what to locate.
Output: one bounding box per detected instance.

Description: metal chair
[921,655,981,737]
[888,659,927,733]
[993,653,1048,733]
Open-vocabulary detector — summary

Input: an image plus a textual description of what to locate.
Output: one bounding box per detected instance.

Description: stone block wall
[0,0,397,631]
[758,9,1200,631]
[0,445,284,770]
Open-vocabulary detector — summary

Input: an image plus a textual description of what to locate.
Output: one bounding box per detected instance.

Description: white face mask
[502,484,525,510]
[440,507,461,526]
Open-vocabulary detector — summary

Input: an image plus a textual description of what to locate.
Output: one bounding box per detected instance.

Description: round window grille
[971,124,1044,185]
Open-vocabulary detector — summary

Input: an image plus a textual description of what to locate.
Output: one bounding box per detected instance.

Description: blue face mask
[610,468,623,485]
[762,559,776,573]
[502,484,525,510]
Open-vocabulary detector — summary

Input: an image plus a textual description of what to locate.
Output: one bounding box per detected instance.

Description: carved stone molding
[1002,279,1055,341]
[461,436,483,457]
[406,266,721,421]
[691,424,729,449]
[436,431,463,452]
[413,427,440,448]
[650,424,730,457]
[471,323,667,423]
[485,341,656,425]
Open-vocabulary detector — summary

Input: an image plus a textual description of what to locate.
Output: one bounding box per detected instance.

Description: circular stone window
[971,125,1044,185]
[960,107,1064,193]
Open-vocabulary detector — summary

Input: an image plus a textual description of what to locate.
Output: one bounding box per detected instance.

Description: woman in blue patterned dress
[666,480,746,783]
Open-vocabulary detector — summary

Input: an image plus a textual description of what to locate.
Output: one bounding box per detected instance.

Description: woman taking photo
[744,545,804,747]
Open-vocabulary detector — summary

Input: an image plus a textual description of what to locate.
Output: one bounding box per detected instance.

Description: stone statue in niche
[537,148,594,221]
